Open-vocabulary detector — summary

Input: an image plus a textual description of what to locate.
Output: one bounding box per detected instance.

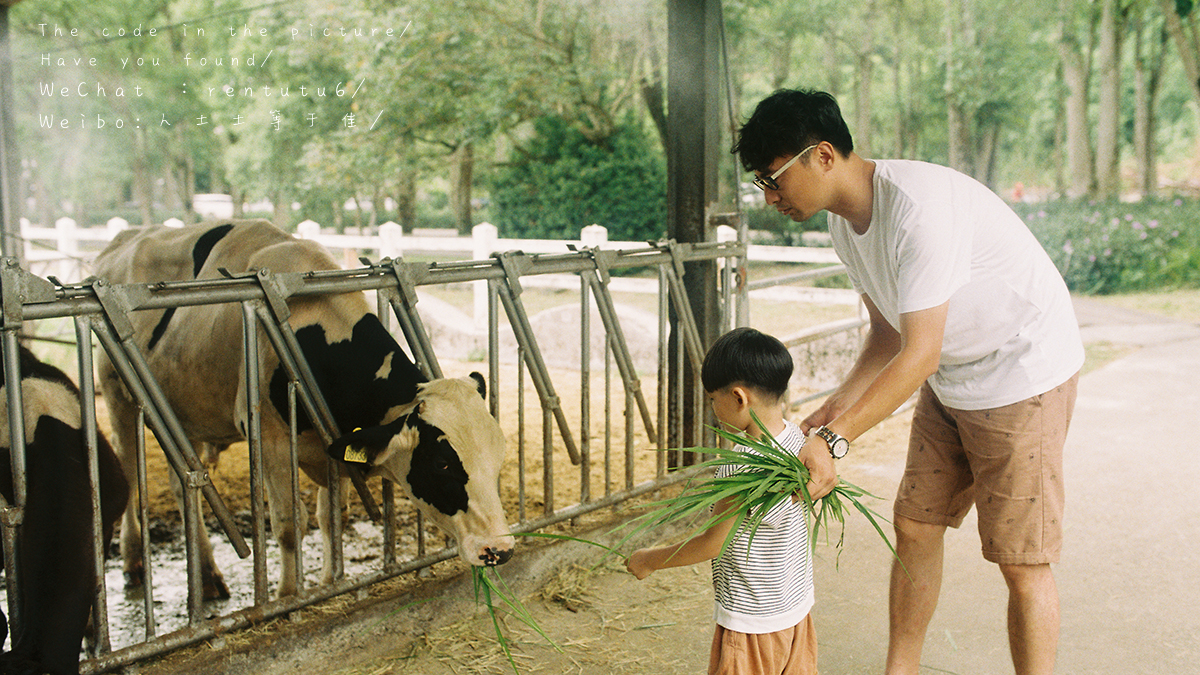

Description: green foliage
[745,206,828,245]
[489,116,667,241]
[1015,198,1200,295]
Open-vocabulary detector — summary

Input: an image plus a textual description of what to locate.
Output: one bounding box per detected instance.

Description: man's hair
[701,327,793,400]
[732,88,855,173]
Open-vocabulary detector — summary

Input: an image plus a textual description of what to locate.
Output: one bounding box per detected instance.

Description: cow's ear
[327,424,394,465]
[468,371,486,399]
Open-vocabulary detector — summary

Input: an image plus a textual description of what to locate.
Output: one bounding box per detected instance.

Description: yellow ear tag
[343,428,368,464]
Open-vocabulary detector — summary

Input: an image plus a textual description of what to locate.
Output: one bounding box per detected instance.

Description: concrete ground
[814,297,1200,673]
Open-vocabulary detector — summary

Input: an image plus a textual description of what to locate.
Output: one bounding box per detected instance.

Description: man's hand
[800,399,842,436]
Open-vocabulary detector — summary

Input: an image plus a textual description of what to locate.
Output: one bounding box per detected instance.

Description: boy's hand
[796,437,838,501]
[625,550,654,580]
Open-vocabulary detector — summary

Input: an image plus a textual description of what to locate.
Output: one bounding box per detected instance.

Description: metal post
[242,302,269,603]
[0,328,26,631]
[74,317,112,654]
[667,0,723,450]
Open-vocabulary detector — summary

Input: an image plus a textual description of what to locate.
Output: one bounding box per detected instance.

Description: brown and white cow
[92,220,513,599]
[1,345,129,675]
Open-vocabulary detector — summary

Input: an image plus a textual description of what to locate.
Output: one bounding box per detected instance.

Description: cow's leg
[165,442,230,600]
[263,451,309,598]
[101,376,147,590]
[313,475,350,587]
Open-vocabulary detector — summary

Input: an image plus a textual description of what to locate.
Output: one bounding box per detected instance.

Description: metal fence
[0,228,862,673]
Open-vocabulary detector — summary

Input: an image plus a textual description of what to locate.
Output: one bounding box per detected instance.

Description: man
[733,88,1083,675]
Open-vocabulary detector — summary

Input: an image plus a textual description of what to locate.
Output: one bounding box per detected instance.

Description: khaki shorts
[708,614,818,675]
[895,373,1079,565]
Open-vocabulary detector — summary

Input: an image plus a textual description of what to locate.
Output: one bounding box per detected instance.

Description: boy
[625,327,818,675]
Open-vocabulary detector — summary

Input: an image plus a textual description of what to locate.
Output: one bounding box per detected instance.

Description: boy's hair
[701,327,793,400]
[732,88,855,174]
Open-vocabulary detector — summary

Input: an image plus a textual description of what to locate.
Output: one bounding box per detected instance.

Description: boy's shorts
[894,373,1078,565]
[708,614,818,675]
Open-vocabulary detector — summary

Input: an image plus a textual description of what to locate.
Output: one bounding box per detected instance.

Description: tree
[1094,0,1129,198]
[1133,5,1169,197]
[1059,0,1097,198]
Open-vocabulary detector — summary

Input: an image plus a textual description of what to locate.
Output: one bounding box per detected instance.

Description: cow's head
[327,374,514,567]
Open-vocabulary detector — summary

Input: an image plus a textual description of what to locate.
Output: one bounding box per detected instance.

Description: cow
[91,220,514,600]
[0,345,129,675]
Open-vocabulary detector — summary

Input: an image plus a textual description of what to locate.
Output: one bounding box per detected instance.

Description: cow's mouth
[480,546,514,567]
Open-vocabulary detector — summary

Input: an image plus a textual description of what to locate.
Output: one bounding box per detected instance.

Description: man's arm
[799,295,947,498]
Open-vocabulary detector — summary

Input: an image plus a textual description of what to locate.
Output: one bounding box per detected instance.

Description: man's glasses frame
[752,144,819,192]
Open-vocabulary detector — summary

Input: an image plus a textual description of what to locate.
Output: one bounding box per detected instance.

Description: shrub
[489,116,667,242]
[1013,198,1200,295]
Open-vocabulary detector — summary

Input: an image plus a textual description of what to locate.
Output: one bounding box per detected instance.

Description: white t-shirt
[828,159,1084,410]
[712,421,814,634]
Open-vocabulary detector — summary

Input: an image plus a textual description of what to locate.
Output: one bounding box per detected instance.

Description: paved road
[814,297,1200,674]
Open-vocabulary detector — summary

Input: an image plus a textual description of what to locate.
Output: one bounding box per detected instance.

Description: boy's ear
[730,385,751,410]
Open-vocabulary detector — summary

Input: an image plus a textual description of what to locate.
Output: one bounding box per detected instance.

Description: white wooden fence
[17,216,856,328]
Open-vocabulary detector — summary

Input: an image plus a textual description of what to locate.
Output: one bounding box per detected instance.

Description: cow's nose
[482,546,514,566]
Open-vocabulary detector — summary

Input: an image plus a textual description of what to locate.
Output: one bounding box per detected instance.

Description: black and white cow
[1,345,129,675]
[92,220,513,599]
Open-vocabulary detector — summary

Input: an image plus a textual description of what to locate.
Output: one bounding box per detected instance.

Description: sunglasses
[752,144,819,192]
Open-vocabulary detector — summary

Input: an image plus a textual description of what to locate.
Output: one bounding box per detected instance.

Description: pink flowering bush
[1013,198,1200,294]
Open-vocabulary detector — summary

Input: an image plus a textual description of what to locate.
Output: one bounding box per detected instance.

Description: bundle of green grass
[628,416,900,564]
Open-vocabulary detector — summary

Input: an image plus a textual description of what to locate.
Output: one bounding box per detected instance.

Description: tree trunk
[1094,0,1124,199]
[397,170,417,233]
[1053,62,1067,195]
[231,185,244,218]
[770,32,794,90]
[825,34,842,98]
[1059,0,1095,198]
[133,128,154,226]
[1134,13,1167,198]
[451,142,474,235]
[944,0,972,174]
[892,0,909,159]
[272,192,288,228]
[641,18,668,154]
[974,116,1000,189]
[1160,0,1200,104]
[855,51,874,156]
[854,0,876,155]
[1159,0,1200,174]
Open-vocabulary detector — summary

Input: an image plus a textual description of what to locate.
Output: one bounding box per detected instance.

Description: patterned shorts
[894,373,1079,565]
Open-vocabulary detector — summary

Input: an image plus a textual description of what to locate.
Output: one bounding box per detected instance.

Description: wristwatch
[813,426,849,459]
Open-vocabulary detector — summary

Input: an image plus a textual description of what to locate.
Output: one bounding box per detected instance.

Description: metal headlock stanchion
[221,267,382,525]
[380,258,443,380]
[87,279,251,622]
[659,240,707,374]
[574,245,659,446]
[0,258,46,633]
[492,251,582,465]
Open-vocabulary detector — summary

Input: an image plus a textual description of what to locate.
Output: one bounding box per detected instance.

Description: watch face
[831,439,849,458]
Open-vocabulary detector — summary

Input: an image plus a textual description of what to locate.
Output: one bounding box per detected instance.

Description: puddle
[4,519,443,653]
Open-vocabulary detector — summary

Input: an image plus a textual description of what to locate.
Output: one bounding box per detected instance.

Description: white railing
[17,216,856,328]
